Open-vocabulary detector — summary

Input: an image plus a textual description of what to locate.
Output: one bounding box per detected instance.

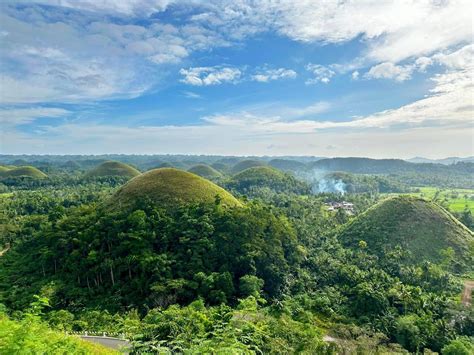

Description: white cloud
[433,44,474,70]
[2,1,471,105]
[0,107,69,126]
[251,68,296,82]
[188,1,472,64]
[282,101,331,118]
[0,4,228,104]
[351,71,359,80]
[365,44,473,82]
[29,0,171,16]
[305,64,335,84]
[182,91,202,99]
[365,62,414,82]
[415,57,433,72]
[179,66,242,86]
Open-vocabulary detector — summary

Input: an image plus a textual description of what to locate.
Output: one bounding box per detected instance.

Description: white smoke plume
[296,169,346,194]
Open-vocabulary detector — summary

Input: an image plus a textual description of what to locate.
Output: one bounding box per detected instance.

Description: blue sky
[0,0,472,157]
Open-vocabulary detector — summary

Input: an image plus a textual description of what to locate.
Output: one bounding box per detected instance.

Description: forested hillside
[0,156,473,353]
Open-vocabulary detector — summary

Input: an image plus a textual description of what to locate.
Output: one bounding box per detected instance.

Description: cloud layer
[0,1,472,157]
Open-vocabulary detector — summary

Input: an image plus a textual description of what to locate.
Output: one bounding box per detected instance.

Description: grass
[233,166,287,181]
[339,196,474,268]
[0,166,47,179]
[231,160,267,174]
[109,168,242,210]
[188,164,222,178]
[382,187,474,214]
[85,161,140,178]
[0,314,117,354]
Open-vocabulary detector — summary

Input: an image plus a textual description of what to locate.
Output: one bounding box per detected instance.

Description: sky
[0,0,473,158]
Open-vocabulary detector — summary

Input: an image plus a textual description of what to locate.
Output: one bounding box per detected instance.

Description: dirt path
[461,280,474,307]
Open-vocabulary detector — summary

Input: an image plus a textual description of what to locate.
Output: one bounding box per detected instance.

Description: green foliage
[231,160,267,174]
[132,296,332,353]
[0,166,47,179]
[325,171,410,194]
[442,337,474,355]
[107,167,241,210]
[268,158,306,172]
[339,196,474,270]
[228,166,310,195]
[0,311,115,354]
[187,164,222,179]
[85,161,140,179]
[1,155,472,353]
[0,198,300,310]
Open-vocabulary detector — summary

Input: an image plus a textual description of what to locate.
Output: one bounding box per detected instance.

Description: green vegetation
[1,155,473,353]
[231,159,267,174]
[0,166,47,179]
[268,158,306,172]
[187,164,222,179]
[228,166,310,195]
[210,162,230,173]
[326,171,410,194]
[0,304,115,354]
[85,161,140,179]
[108,168,241,210]
[339,196,474,269]
[383,186,474,214]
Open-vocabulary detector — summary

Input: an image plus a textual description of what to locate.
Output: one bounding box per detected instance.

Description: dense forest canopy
[0,155,473,353]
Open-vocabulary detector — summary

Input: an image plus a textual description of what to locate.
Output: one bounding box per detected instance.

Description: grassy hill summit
[85,161,140,178]
[268,159,306,172]
[0,166,47,179]
[338,196,474,269]
[108,168,241,210]
[188,164,222,179]
[229,166,310,194]
[231,159,267,174]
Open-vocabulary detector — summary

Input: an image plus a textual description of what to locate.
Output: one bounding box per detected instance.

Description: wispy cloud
[305,64,335,84]
[251,68,296,82]
[0,107,70,126]
[365,62,414,82]
[182,91,202,99]
[28,0,171,16]
[179,66,242,86]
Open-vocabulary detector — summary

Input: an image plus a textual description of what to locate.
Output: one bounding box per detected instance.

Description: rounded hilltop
[232,166,286,184]
[338,196,474,269]
[85,161,140,179]
[0,166,47,179]
[231,159,267,174]
[108,168,241,210]
[187,164,222,179]
[230,166,310,194]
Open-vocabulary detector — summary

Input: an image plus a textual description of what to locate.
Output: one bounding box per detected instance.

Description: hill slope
[338,196,474,269]
[108,168,241,209]
[231,160,267,174]
[188,164,222,178]
[268,159,306,172]
[0,166,47,179]
[86,161,140,178]
[229,166,310,194]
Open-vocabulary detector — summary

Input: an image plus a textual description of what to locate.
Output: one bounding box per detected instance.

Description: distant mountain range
[406,156,474,165]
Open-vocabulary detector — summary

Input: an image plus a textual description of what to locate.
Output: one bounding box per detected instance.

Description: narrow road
[461,280,474,307]
[80,335,131,352]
